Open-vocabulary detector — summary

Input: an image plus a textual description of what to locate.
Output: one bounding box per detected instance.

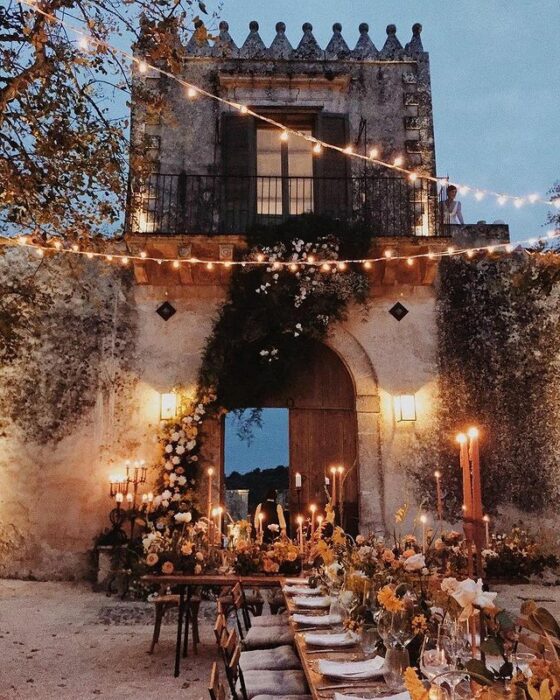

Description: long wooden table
[143,573,387,697]
[284,594,386,700]
[142,574,289,677]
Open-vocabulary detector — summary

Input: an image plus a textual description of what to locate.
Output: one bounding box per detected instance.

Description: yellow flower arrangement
[412,614,428,635]
[404,667,429,700]
[377,584,405,613]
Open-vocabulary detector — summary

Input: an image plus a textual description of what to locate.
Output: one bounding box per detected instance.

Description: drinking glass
[514,652,536,676]
[360,625,380,658]
[383,646,410,691]
[420,635,452,683]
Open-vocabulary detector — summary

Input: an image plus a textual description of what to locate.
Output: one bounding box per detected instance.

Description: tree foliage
[0,0,218,240]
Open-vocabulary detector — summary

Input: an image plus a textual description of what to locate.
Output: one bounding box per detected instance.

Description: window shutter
[314,112,350,219]
[221,113,256,231]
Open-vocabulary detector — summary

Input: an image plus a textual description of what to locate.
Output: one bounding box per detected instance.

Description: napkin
[334,693,410,700]
[303,631,358,647]
[293,595,331,608]
[283,585,322,596]
[291,613,342,626]
[318,656,385,679]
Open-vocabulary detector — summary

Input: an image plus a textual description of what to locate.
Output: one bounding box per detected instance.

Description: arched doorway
[222,340,359,535]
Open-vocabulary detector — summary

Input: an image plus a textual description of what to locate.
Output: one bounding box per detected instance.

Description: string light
[4,231,558,272]
[18,0,558,209]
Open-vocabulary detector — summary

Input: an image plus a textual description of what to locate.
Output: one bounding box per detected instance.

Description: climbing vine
[410,251,560,516]
[149,216,372,529]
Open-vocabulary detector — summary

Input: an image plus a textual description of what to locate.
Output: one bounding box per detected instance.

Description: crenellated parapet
[183,21,428,61]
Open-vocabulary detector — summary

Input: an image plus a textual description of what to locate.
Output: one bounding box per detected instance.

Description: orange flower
[161,561,174,575]
[377,585,405,613]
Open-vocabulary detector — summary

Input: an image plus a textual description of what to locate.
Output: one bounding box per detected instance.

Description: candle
[297,515,304,554]
[207,467,214,524]
[330,467,337,504]
[483,514,490,547]
[420,513,428,553]
[337,466,344,507]
[434,470,443,521]
[217,506,223,548]
[309,504,317,536]
[295,472,302,489]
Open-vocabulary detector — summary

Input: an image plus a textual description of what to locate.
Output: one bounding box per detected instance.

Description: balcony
[127,172,446,237]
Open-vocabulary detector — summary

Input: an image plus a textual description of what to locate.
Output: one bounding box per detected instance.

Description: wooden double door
[269,342,359,534]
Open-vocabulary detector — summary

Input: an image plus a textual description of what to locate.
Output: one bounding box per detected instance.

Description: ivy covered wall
[410,252,560,517]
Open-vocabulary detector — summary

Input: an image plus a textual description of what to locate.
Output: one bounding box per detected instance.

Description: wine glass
[360,625,380,658]
[420,635,452,683]
[383,646,410,691]
[514,652,536,677]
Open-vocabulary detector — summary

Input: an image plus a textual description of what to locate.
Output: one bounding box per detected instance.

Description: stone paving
[1,579,559,700]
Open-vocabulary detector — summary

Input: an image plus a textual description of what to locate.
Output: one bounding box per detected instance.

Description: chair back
[214,612,228,646]
[227,629,248,700]
[231,582,249,637]
[208,662,227,700]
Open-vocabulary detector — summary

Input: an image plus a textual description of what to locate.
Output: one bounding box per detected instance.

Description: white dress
[443,200,462,224]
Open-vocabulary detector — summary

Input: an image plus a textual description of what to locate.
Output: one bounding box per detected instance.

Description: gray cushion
[252,696,312,700]
[243,625,294,650]
[251,613,290,628]
[239,670,308,699]
[240,645,300,672]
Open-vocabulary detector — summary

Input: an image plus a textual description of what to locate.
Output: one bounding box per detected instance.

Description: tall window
[256,128,314,218]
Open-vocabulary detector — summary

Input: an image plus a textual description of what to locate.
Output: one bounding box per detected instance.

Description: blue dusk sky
[215,0,560,242]
[225,409,289,475]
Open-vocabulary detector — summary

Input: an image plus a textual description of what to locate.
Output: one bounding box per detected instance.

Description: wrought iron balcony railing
[126,172,446,237]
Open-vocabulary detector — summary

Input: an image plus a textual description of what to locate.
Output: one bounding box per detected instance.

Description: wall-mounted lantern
[394,394,417,422]
[160,392,178,420]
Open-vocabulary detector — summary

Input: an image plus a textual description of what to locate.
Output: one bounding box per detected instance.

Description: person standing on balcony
[441,185,464,225]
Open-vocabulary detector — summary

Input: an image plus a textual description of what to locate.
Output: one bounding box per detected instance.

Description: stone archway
[325,327,385,533]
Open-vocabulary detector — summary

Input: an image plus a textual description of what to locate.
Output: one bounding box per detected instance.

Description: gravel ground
[1,579,560,700]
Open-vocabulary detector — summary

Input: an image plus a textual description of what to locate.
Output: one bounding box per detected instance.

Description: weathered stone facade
[0,20,516,579]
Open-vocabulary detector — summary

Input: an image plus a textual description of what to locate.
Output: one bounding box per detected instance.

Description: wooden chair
[224,628,308,700]
[208,662,227,700]
[148,588,201,655]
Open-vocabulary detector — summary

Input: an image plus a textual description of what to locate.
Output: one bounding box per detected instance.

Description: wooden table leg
[174,585,186,677]
[182,585,192,658]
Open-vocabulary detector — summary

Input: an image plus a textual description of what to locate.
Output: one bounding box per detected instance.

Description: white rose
[441,577,459,595]
[403,553,426,572]
[451,578,497,620]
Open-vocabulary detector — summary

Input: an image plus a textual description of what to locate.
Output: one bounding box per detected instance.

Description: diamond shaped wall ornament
[156,301,176,321]
[389,302,409,321]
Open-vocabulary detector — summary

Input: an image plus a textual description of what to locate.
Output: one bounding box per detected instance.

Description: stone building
[0,20,509,579]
